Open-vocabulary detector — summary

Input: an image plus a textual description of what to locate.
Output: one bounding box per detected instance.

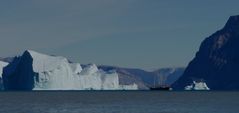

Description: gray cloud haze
[0,0,239,70]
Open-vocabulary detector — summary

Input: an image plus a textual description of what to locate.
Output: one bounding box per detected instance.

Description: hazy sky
[0,0,239,70]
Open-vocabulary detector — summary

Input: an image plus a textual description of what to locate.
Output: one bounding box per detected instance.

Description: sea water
[0,91,238,113]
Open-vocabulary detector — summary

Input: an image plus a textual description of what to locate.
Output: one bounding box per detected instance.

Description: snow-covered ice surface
[4,50,138,90]
[69,63,82,74]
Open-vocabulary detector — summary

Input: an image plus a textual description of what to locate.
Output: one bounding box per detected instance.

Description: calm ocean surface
[0,91,238,113]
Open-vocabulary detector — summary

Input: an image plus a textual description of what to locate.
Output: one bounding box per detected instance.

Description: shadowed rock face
[3,51,36,90]
[173,15,239,90]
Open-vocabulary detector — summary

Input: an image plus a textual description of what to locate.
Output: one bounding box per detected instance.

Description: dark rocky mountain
[173,15,239,90]
[99,65,185,90]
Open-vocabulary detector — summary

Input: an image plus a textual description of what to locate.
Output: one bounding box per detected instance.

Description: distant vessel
[150,71,171,91]
[150,85,171,91]
[184,80,210,90]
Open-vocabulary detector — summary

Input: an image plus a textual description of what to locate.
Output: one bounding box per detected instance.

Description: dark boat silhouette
[150,85,171,90]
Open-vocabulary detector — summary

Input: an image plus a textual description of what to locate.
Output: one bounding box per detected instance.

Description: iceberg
[184,80,210,90]
[2,50,138,90]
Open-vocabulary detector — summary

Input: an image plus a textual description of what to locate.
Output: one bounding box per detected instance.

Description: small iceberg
[185,80,210,90]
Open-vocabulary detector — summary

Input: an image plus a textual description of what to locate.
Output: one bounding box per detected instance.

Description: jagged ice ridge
[2,50,138,90]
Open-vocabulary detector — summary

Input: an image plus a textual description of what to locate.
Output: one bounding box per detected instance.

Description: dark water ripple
[0,91,238,113]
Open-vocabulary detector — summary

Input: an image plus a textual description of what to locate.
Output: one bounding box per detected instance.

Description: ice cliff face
[0,61,8,78]
[3,50,138,90]
[0,61,8,89]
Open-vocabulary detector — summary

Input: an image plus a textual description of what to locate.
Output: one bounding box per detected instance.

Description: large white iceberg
[3,50,138,90]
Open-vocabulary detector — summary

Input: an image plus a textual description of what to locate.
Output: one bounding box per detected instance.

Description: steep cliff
[173,15,239,90]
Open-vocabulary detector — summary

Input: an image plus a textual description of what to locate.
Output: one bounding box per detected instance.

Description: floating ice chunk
[184,84,193,90]
[184,81,210,90]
